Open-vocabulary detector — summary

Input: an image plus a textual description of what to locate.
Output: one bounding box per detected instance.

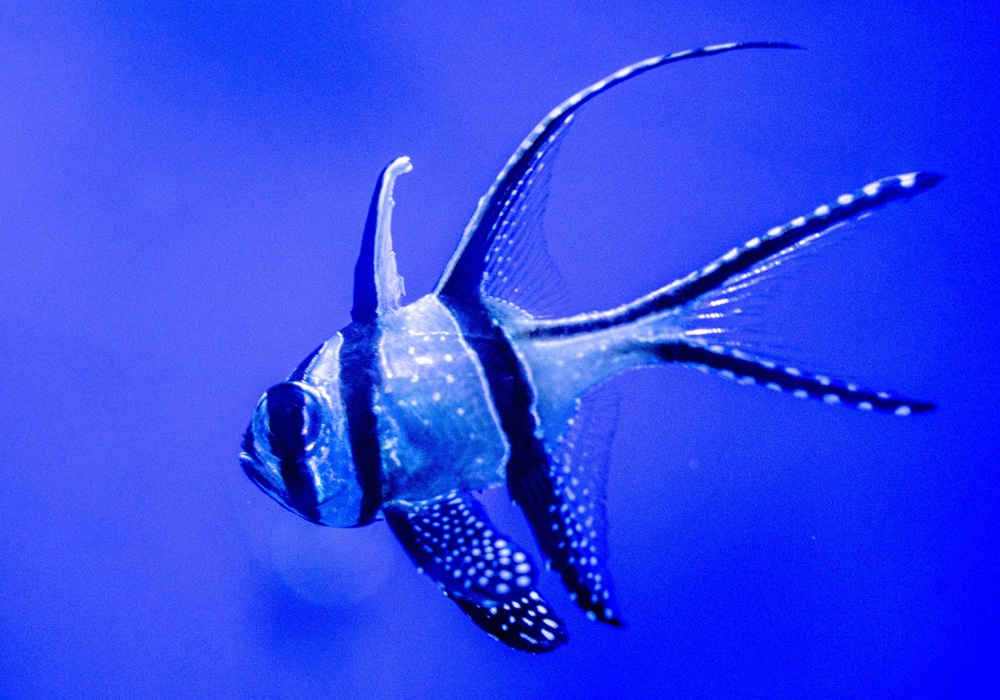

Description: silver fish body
[241,42,939,652]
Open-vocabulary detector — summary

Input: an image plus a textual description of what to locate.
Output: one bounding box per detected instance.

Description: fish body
[241,42,939,652]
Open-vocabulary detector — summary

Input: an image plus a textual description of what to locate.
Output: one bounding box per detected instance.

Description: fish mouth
[240,440,325,524]
[244,468,324,525]
[239,448,279,499]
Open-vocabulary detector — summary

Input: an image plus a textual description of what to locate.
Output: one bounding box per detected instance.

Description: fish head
[240,378,366,528]
[239,155,414,529]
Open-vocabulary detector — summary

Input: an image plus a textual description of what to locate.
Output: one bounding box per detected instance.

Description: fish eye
[244,381,330,522]
[262,382,323,460]
[244,371,366,528]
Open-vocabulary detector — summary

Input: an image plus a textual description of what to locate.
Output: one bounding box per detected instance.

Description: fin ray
[540,383,624,624]
[525,172,944,338]
[656,341,934,415]
[351,156,412,323]
[479,118,572,317]
[436,42,801,305]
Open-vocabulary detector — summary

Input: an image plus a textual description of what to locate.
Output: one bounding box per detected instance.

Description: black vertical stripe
[442,302,542,462]
[265,383,322,523]
[240,426,318,522]
[440,297,629,624]
[439,299,562,540]
[338,322,385,525]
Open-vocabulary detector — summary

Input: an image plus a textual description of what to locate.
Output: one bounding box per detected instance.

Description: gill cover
[241,378,365,527]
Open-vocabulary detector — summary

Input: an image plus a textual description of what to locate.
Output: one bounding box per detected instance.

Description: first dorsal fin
[351,156,412,323]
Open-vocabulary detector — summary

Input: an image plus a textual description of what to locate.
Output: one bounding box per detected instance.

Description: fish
[240,41,939,652]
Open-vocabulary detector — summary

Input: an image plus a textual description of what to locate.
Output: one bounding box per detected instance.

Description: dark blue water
[2,2,997,698]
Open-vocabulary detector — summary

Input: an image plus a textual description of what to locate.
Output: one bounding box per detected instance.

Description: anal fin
[508,427,625,627]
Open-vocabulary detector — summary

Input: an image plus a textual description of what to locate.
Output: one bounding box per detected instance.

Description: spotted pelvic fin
[384,492,568,652]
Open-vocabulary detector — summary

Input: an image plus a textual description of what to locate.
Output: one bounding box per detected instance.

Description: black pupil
[266,383,319,455]
[269,398,307,456]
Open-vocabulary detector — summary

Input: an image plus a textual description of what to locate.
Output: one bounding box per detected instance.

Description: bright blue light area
[2,2,997,698]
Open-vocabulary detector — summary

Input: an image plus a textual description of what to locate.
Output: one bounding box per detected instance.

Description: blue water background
[2,2,997,698]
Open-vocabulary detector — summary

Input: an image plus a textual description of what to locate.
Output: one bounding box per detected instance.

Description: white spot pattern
[631,173,944,334]
[384,492,568,651]
[678,341,930,416]
[537,389,623,626]
[252,42,940,656]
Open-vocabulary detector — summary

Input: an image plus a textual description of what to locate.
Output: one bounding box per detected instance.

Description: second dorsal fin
[434,42,800,309]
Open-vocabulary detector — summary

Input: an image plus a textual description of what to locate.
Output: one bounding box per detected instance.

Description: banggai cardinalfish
[241,42,938,652]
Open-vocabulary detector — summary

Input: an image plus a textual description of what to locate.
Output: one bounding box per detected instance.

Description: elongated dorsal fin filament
[435,42,801,303]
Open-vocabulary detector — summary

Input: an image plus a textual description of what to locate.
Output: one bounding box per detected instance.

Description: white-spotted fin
[541,386,622,624]
[384,492,568,652]
[661,342,933,415]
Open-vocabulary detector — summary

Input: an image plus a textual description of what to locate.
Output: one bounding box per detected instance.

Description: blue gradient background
[2,2,997,698]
